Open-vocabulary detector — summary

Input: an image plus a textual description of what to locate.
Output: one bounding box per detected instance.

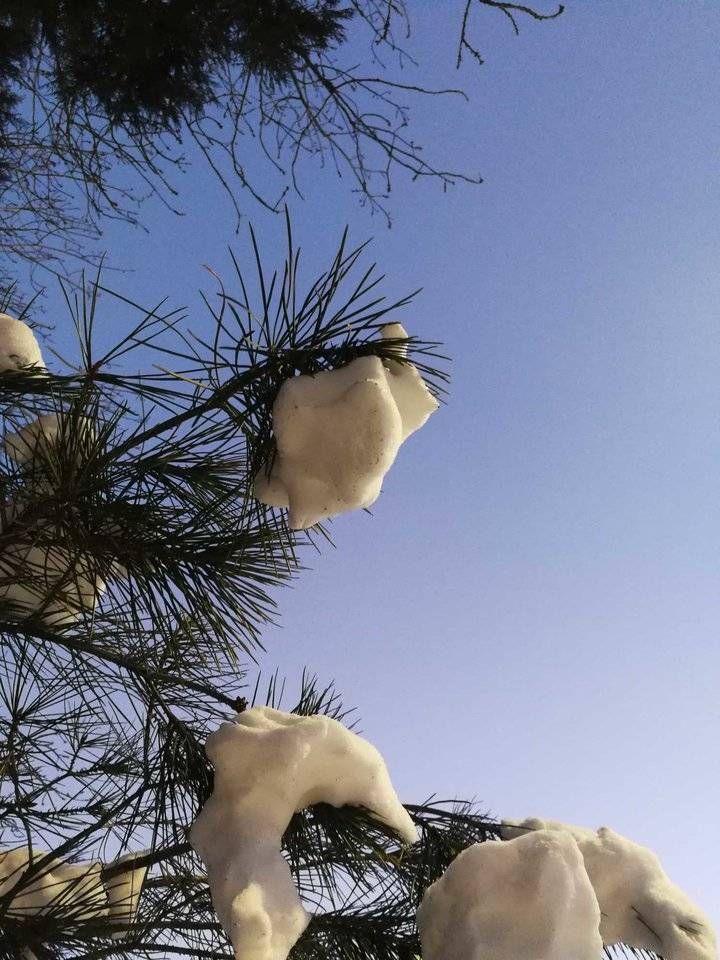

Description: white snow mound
[0,314,44,372]
[417,829,603,960]
[0,847,146,935]
[190,706,417,960]
[502,818,717,960]
[254,324,438,528]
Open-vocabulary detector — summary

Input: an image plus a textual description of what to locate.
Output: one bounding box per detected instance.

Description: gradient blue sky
[38,1,719,929]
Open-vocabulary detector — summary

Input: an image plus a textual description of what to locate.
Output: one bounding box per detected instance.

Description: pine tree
[0,219,681,960]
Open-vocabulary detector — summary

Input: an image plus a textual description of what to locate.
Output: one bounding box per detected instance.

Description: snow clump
[0,535,107,626]
[5,412,98,468]
[0,314,44,372]
[190,706,417,960]
[254,323,438,528]
[0,846,146,935]
[1,414,107,625]
[5,414,67,466]
[417,829,603,960]
[502,818,717,960]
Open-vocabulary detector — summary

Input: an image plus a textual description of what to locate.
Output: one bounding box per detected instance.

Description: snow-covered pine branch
[0,232,711,960]
[254,323,438,529]
[417,815,716,960]
[190,706,416,960]
[0,847,146,937]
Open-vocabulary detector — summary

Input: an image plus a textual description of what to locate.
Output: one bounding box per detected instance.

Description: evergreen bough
[0,222,654,960]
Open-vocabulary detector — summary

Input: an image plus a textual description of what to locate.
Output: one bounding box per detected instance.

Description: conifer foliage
[0,222,483,960]
[0,220,674,960]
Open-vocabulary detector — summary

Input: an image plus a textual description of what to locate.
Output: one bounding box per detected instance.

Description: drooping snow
[0,314,44,372]
[417,830,603,960]
[380,323,440,436]
[254,324,438,528]
[190,706,417,960]
[0,847,146,935]
[502,818,717,960]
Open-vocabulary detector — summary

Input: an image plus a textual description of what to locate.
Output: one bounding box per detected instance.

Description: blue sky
[37,1,719,929]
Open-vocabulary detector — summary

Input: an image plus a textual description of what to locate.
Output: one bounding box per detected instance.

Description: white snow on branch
[0,314,44,372]
[501,818,717,960]
[104,851,149,939]
[190,706,417,960]
[5,413,96,470]
[5,414,64,466]
[417,829,603,960]
[1,415,108,625]
[0,849,105,920]
[0,535,107,626]
[254,324,438,529]
[0,847,147,936]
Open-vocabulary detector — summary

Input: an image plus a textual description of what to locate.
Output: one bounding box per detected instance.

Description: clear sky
[37,1,719,930]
